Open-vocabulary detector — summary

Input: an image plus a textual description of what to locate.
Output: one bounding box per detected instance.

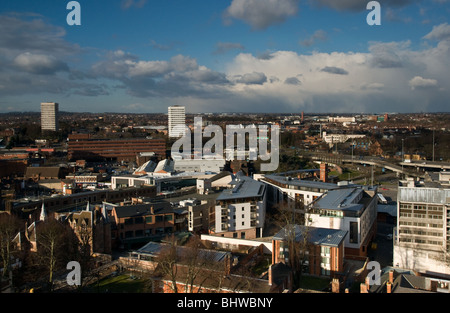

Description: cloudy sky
[0,0,449,114]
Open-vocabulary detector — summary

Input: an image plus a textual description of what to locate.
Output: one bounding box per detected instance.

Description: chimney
[150,206,154,214]
[332,278,340,293]
[360,283,368,293]
[320,163,328,183]
[268,264,273,286]
[345,288,349,293]
[386,282,392,293]
[389,270,394,284]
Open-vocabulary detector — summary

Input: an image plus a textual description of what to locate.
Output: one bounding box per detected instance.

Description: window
[164,215,173,221]
[349,221,358,244]
[321,246,330,256]
[155,215,163,222]
[135,217,144,224]
[146,216,153,223]
[125,231,133,238]
[124,218,133,225]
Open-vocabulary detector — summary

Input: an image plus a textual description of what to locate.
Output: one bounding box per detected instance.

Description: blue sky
[1,0,450,114]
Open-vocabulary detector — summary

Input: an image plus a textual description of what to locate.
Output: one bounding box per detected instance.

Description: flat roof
[135,241,230,263]
[264,174,341,190]
[273,225,347,247]
[114,202,173,218]
[313,188,364,211]
[216,176,265,201]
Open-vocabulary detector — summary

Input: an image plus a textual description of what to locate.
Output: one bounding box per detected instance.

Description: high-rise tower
[41,102,59,132]
[168,105,186,138]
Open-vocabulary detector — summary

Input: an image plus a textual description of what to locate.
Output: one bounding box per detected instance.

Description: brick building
[272,225,347,278]
[110,202,179,247]
[67,137,166,162]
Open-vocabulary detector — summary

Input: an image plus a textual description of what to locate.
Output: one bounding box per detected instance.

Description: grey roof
[135,241,230,263]
[114,202,173,218]
[264,174,340,190]
[216,176,266,201]
[377,204,397,217]
[398,186,450,205]
[273,225,347,247]
[312,187,365,212]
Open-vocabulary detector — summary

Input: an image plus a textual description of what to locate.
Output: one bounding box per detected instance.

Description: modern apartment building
[40,102,59,131]
[394,178,450,278]
[261,173,345,207]
[168,105,186,138]
[309,186,378,259]
[213,174,267,239]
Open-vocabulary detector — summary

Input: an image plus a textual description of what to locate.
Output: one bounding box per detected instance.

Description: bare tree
[155,235,180,293]
[0,213,21,283]
[36,218,78,290]
[154,234,230,293]
[72,219,95,289]
[269,199,313,288]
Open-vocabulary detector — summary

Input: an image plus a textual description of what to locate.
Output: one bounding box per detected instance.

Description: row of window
[398,220,443,228]
[399,228,443,237]
[123,215,173,225]
[400,203,444,211]
[121,227,173,239]
[399,238,443,246]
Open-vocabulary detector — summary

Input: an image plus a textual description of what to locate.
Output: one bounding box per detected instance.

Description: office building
[40,102,59,131]
[168,105,186,138]
[67,137,166,162]
[394,178,450,278]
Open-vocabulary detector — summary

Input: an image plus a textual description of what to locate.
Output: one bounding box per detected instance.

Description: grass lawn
[298,275,331,291]
[89,274,150,293]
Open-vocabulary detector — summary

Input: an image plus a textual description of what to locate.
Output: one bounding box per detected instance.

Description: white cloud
[13,52,69,75]
[423,23,450,41]
[408,76,438,90]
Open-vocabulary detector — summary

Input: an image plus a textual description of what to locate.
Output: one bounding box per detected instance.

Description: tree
[35,218,78,290]
[71,217,95,290]
[0,213,21,282]
[269,199,313,289]
[155,235,180,293]
[155,234,229,293]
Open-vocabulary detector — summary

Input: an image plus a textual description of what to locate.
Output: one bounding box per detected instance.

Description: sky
[0,0,450,114]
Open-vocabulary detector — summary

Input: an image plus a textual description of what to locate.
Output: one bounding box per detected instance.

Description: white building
[308,186,378,259]
[321,132,365,147]
[261,174,342,206]
[41,102,59,131]
[394,183,450,278]
[168,105,186,138]
[214,174,267,239]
